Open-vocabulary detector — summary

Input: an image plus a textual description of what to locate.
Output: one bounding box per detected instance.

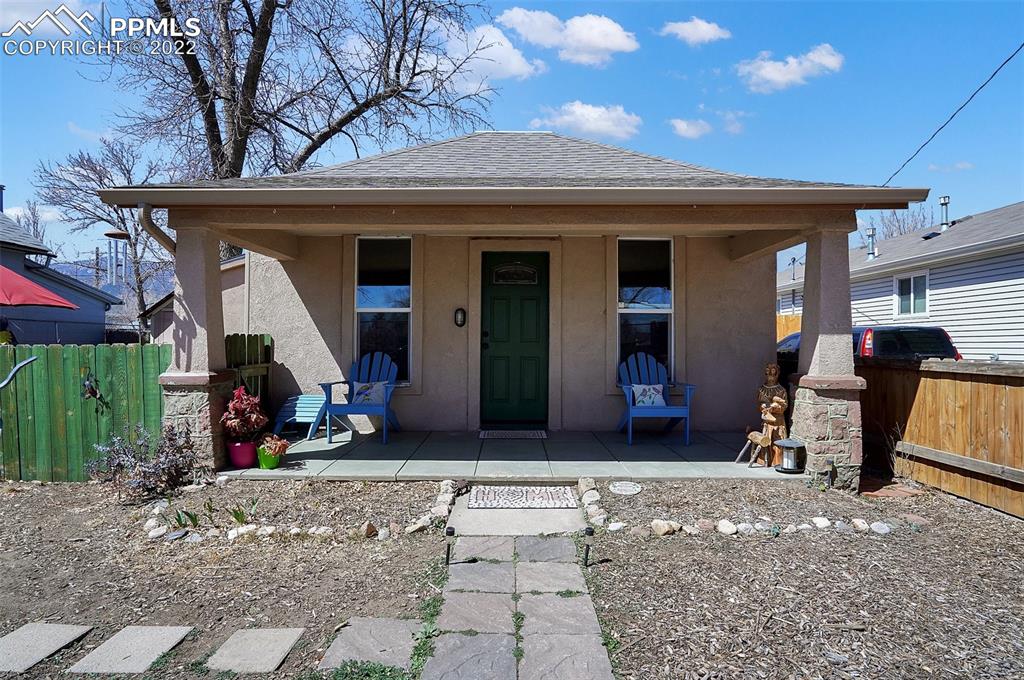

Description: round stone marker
[608,481,642,496]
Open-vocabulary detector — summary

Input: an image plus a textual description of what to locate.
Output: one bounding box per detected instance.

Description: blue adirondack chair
[316,352,402,444]
[272,394,331,440]
[617,352,697,445]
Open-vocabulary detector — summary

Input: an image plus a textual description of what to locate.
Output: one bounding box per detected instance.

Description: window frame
[892,269,929,319]
[354,235,413,385]
[616,236,675,378]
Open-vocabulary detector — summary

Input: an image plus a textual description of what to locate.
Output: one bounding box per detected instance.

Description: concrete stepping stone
[68,625,192,674]
[420,633,516,680]
[436,592,515,634]
[452,536,515,562]
[516,562,587,593]
[515,536,577,562]
[319,617,420,670]
[206,628,304,673]
[0,622,92,673]
[445,562,514,593]
[518,594,601,636]
[519,633,614,680]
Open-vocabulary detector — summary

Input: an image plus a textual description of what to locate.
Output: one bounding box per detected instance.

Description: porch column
[790,228,865,491]
[159,226,233,470]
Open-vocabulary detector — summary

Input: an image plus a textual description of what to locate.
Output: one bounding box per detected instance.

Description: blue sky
[1,0,1022,266]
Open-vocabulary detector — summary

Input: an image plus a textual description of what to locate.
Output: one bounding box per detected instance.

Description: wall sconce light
[454,308,467,327]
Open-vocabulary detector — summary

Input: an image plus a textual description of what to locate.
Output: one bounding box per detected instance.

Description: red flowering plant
[220,386,269,442]
[259,433,289,458]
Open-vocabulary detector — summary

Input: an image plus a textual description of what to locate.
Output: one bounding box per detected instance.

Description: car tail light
[860,328,874,356]
[943,330,962,360]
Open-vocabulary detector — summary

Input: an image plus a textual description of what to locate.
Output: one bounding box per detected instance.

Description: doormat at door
[468,485,577,509]
[479,430,548,439]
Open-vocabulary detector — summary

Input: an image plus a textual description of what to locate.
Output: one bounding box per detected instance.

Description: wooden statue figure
[735,363,789,467]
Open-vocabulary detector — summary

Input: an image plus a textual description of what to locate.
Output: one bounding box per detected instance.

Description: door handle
[481,342,490,350]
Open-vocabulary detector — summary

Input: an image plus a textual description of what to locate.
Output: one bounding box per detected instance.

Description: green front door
[481,252,549,427]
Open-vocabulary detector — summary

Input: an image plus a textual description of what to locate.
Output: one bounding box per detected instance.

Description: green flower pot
[257,446,282,470]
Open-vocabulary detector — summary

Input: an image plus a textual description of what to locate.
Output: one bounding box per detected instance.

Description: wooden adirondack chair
[316,352,402,444]
[616,352,696,445]
[272,395,331,440]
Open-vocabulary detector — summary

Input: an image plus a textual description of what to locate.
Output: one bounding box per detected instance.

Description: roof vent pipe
[865,226,878,261]
[0,184,5,212]
[939,195,950,231]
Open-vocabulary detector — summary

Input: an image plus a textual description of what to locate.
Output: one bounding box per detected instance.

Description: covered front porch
[219,430,800,482]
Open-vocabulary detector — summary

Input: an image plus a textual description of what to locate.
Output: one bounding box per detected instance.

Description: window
[895,272,927,317]
[618,239,672,369]
[356,238,411,382]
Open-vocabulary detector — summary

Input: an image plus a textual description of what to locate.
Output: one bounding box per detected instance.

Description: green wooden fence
[0,344,171,482]
[225,333,273,401]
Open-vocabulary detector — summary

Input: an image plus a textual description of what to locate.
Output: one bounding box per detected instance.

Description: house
[777,201,1024,361]
[141,254,246,343]
[100,131,929,488]
[0,212,121,344]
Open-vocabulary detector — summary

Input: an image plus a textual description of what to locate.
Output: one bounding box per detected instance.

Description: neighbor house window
[895,272,927,317]
[618,239,672,369]
[356,237,411,382]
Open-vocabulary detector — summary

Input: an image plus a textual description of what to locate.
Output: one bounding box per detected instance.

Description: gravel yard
[587,480,1024,680]
[0,479,444,677]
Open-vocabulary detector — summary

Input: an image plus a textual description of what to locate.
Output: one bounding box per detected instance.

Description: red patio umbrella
[0,265,78,309]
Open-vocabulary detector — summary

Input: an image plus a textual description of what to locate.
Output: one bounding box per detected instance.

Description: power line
[883,40,1024,186]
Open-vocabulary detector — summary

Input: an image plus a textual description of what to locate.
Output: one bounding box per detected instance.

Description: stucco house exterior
[142,254,246,343]
[100,131,928,488]
[0,212,121,344]
[777,201,1024,362]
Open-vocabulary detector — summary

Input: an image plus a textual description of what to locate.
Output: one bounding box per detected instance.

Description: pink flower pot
[227,441,257,468]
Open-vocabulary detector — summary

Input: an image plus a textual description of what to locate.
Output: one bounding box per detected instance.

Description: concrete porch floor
[222,430,804,482]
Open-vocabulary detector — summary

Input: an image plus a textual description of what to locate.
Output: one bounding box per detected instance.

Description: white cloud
[669,118,712,139]
[718,110,750,134]
[452,24,546,91]
[6,205,64,223]
[927,161,974,172]
[530,101,642,140]
[736,43,844,93]
[497,8,638,67]
[67,120,110,142]
[659,17,731,47]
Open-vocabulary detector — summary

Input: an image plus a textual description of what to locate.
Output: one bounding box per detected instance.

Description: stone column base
[160,371,235,471]
[789,375,866,492]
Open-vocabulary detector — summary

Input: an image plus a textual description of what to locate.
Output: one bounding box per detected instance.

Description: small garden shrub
[86,424,196,500]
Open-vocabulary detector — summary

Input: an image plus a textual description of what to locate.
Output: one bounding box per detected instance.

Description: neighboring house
[101,131,928,487]
[0,212,121,344]
[777,201,1024,362]
[141,255,246,343]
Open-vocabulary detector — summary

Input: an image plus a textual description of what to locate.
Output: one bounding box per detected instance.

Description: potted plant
[220,386,269,468]
[257,433,289,470]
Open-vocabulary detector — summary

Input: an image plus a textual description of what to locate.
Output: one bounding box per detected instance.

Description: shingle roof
[0,211,53,256]
[778,201,1024,288]
[121,131,872,190]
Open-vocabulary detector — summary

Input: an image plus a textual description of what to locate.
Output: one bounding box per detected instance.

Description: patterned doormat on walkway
[467,485,577,509]
[478,430,547,439]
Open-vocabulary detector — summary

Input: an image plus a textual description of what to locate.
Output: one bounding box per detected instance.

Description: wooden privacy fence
[857,357,1024,518]
[225,333,273,401]
[0,344,171,482]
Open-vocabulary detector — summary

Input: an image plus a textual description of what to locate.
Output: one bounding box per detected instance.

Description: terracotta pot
[227,441,257,468]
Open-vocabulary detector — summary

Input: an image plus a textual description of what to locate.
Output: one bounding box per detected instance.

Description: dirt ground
[586,479,1024,680]
[0,479,444,678]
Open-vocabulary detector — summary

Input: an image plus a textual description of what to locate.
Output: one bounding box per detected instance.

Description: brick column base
[160,372,234,471]
[789,375,866,491]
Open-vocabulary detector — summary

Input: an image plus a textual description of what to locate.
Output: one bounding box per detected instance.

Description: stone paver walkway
[0,623,92,673]
[68,625,193,674]
[423,534,614,679]
[207,628,305,673]
[319,617,421,670]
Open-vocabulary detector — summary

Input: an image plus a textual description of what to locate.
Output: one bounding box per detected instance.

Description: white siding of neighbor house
[778,248,1024,362]
[777,289,803,315]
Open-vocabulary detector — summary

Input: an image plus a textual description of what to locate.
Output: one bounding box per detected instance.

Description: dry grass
[586,480,1024,680]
